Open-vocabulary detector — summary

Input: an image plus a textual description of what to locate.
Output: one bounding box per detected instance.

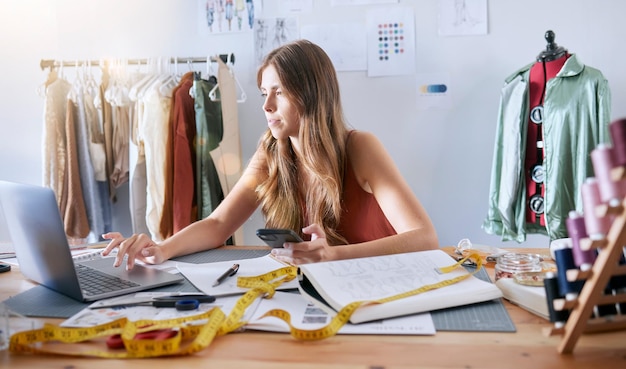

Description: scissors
[90,294,216,311]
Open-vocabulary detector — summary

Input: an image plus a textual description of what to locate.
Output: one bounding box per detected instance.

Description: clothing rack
[39,54,235,70]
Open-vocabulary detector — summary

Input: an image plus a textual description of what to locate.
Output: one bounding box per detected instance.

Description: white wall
[1,0,625,249]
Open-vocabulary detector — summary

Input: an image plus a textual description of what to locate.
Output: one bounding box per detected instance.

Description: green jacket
[482,54,611,242]
[194,76,225,220]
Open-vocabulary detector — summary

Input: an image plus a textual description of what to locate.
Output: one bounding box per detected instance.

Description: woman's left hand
[270,224,337,264]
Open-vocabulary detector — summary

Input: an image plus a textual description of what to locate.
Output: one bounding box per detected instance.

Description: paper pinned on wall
[253,17,300,67]
[301,23,367,71]
[416,72,451,110]
[197,0,262,35]
[366,5,416,77]
[438,0,488,36]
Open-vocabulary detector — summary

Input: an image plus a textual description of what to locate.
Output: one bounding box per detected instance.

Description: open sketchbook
[62,291,436,335]
[297,249,503,324]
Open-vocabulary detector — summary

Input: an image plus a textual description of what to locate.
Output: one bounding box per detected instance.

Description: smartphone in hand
[0,262,10,273]
[256,228,303,248]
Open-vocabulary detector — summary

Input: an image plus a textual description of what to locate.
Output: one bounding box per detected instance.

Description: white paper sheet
[176,254,298,296]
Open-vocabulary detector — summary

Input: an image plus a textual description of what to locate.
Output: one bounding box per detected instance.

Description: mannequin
[525,30,569,226]
[482,30,611,242]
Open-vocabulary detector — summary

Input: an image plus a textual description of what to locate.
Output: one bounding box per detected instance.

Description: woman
[103,39,438,269]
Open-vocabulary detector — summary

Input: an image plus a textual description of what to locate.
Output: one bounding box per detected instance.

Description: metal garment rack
[39,54,235,70]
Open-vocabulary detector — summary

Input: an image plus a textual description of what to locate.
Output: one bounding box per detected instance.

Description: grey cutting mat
[431,266,516,332]
[3,248,270,318]
[170,248,270,264]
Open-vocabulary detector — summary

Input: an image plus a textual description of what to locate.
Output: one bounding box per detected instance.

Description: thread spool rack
[544,166,626,354]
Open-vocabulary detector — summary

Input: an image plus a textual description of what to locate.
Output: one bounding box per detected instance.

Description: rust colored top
[336,132,396,243]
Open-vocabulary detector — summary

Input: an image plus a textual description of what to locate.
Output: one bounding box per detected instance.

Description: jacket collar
[504,53,584,83]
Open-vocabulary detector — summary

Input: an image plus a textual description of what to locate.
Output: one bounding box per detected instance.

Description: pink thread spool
[566,210,596,271]
[591,144,623,207]
[581,177,611,240]
[609,118,626,167]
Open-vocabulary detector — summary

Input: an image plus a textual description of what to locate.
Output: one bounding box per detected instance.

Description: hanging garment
[42,77,71,207]
[212,58,243,199]
[83,83,113,236]
[128,72,151,236]
[67,80,108,241]
[84,83,107,183]
[62,98,90,239]
[161,72,197,236]
[159,85,176,240]
[482,54,611,242]
[212,58,244,243]
[106,70,133,189]
[98,69,117,202]
[42,70,112,241]
[141,78,172,241]
[194,75,224,221]
[109,105,131,188]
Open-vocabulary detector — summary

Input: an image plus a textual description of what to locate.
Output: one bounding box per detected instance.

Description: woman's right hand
[101,232,167,270]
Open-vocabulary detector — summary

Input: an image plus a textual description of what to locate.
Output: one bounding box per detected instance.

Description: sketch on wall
[438,0,488,36]
[300,23,367,72]
[198,0,262,34]
[253,17,299,67]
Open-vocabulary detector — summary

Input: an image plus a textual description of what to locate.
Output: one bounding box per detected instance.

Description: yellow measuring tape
[9,252,482,357]
[259,252,484,340]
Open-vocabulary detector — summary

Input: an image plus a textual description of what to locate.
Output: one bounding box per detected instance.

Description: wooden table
[1,247,625,368]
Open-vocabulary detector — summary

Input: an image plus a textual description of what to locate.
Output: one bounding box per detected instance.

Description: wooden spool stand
[544,167,626,354]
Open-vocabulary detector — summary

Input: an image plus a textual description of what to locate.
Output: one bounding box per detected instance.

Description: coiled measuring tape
[9,252,481,357]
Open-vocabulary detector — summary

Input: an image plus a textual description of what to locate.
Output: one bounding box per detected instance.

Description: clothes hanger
[37,66,58,97]
[227,52,247,103]
[188,59,198,98]
[84,60,99,98]
[207,55,217,80]
[93,60,103,111]
[159,57,180,98]
[104,59,117,104]
[104,59,129,106]
[208,53,247,103]
[207,55,221,102]
[187,56,217,100]
[112,59,132,106]
[129,57,160,102]
[67,59,82,102]
[139,56,177,100]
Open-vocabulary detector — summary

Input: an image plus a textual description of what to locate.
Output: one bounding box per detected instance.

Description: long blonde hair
[255,39,349,245]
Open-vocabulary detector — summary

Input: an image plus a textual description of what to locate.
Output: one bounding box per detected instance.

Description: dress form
[525,30,569,226]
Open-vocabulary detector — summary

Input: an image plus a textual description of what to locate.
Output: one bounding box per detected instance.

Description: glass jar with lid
[494,253,542,281]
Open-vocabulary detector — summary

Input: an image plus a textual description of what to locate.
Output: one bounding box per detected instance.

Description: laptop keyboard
[75,263,140,297]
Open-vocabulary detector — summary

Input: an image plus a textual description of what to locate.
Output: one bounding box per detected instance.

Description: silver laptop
[0,180,183,302]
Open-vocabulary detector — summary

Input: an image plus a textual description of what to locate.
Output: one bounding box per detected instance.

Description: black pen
[212,263,240,287]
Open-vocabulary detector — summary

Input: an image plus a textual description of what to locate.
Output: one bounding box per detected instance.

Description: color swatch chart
[376,22,405,62]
